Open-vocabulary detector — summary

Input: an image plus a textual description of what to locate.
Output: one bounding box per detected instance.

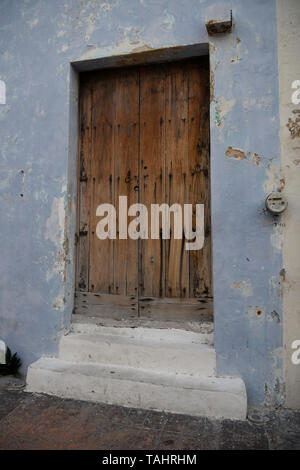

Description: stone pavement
[0,377,299,450]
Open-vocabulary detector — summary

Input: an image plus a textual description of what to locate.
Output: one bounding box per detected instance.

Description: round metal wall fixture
[265,192,288,215]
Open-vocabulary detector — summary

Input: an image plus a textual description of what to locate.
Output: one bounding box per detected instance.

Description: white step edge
[71,315,214,334]
[70,323,214,345]
[26,357,247,420]
[59,332,216,376]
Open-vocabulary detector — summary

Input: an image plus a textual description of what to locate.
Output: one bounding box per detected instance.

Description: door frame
[66,42,213,329]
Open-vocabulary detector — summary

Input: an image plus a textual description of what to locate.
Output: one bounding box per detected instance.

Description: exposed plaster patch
[279,178,285,191]
[45,197,67,284]
[53,288,66,311]
[46,255,64,283]
[45,197,65,248]
[214,97,236,128]
[225,147,264,166]
[83,13,97,40]
[76,27,147,61]
[117,26,142,47]
[252,153,260,166]
[159,11,175,31]
[278,268,296,295]
[209,43,219,103]
[271,222,283,252]
[263,163,285,193]
[232,279,253,298]
[226,146,247,160]
[287,109,300,138]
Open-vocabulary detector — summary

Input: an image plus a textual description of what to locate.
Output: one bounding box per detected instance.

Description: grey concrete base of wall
[26,324,247,420]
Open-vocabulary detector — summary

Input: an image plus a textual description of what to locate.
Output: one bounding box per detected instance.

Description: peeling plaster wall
[276,0,300,409]
[209,1,283,407]
[0,0,285,406]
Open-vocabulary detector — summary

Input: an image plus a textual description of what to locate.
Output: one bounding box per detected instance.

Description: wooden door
[75,57,212,323]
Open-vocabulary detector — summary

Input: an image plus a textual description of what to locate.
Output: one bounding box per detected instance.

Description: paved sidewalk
[0,377,299,450]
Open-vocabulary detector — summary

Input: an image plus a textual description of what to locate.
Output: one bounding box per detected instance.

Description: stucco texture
[0,0,289,406]
[276,0,300,409]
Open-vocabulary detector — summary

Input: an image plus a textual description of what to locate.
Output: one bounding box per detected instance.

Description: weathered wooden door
[75,57,212,323]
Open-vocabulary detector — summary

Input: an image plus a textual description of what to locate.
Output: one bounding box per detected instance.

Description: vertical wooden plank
[165,62,190,298]
[76,58,212,322]
[76,76,92,291]
[188,57,212,297]
[139,64,166,299]
[88,70,116,293]
[113,68,139,297]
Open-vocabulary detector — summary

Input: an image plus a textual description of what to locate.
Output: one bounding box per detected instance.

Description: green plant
[0,347,22,376]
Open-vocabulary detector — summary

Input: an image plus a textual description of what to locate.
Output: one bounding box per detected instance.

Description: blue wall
[0,0,284,406]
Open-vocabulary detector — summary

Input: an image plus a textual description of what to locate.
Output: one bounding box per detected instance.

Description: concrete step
[70,323,214,343]
[59,328,216,376]
[26,357,247,420]
[71,314,215,335]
